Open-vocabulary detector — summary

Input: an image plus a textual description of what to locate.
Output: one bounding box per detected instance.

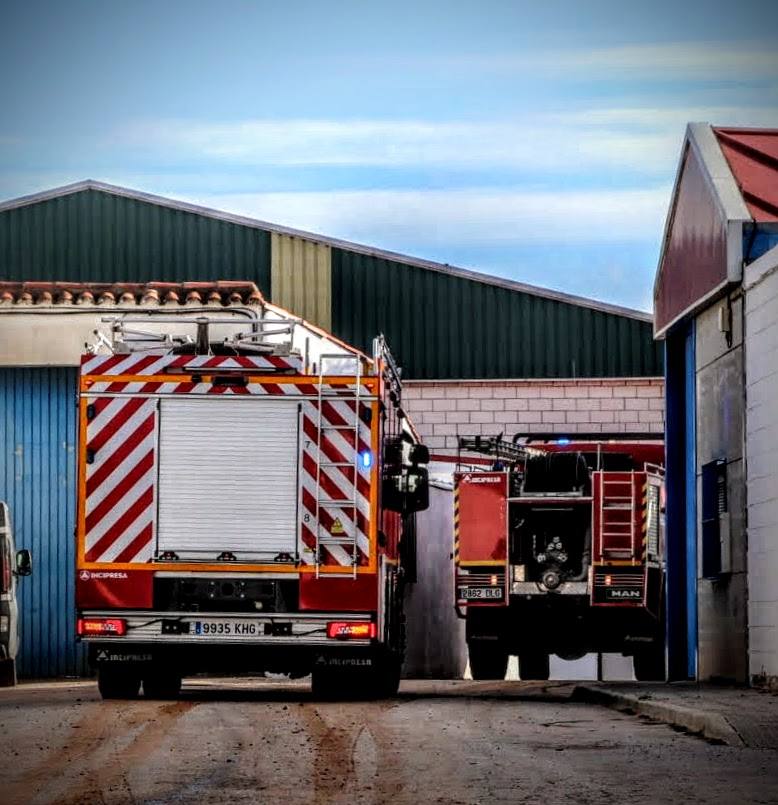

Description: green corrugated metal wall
[0,186,662,379]
[331,249,663,379]
[0,189,271,286]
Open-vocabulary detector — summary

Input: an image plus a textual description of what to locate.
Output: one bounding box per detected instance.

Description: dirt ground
[1,678,776,805]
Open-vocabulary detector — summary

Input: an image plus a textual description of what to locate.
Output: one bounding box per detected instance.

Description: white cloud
[556,42,778,81]
[125,103,778,176]
[134,116,672,171]
[559,105,778,130]
[187,186,672,248]
[445,41,778,82]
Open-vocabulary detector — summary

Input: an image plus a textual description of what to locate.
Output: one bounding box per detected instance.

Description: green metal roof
[332,249,662,379]
[0,180,662,379]
[0,185,271,286]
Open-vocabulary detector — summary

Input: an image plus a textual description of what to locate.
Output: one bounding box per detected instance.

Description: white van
[1,502,32,686]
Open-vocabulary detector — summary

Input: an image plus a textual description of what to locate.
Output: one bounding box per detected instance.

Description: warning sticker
[331,518,345,536]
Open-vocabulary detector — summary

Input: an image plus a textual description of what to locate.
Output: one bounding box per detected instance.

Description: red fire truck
[75,295,428,699]
[454,434,665,681]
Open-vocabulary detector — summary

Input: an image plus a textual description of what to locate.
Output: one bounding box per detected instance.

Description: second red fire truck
[454,434,666,681]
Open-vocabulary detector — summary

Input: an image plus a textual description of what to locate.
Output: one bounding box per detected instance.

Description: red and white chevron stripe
[81,369,375,568]
[81,353,302,375]
[299,399,372,567]
[85,380,371,397]
[83,397,157,564]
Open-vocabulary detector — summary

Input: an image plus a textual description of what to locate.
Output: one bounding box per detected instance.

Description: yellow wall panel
[271,232,332,330]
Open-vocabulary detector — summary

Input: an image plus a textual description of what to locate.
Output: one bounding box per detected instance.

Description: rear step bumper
[78,610,374,647]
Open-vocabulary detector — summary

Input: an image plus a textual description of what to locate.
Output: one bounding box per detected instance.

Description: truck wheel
[312,657,401,700]
[468,642,509,680]
[143,671,182,699]
[0,658,17,687]
[372,655,402,698]
[633,646,666,681]
[311,667,340,700]
[518,652,550,681]
[97,667,141,700]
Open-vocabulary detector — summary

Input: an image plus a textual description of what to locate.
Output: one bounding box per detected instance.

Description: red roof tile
[0,281,264,308]
[714,127,778,222]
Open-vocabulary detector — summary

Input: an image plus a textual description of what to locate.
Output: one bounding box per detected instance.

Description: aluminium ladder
[314,354,363,578]
[596,472,639,564]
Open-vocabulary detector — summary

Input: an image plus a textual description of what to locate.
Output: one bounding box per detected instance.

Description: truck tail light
[77,618,127,636]
[1,555,10,594]
[326,621,377,640]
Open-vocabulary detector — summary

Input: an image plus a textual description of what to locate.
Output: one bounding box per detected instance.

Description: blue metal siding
[664,322,698,682]
[664,333,688,681]
[684,324,698,679]
[0,368,85,677]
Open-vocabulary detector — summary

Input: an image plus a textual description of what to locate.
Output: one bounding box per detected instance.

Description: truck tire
[97,667,141,700]
[312,658,401,700]
[518,652,550,681]
[0,658,17,687]
[143,671,182,699]
[311,667,341,700]
[468,641,509,680]
[633,646,666,681]
[372,655,402,698]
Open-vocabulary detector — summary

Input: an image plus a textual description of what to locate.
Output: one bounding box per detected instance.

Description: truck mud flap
[90,646,153,665]
[313,651,375,670]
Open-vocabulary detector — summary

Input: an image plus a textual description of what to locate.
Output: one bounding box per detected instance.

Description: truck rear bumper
[510,581,588,596]
[78,610,373,648]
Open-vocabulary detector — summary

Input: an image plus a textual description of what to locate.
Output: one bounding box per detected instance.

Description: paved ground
[1,679,777,805]
[576,682,778,749]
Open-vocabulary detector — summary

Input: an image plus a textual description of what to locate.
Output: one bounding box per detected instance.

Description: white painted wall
[0,305,353,369]
[745,245,778,687]
[0,309,258,366]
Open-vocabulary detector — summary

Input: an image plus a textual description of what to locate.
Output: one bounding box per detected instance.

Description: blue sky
[2,0,777,310]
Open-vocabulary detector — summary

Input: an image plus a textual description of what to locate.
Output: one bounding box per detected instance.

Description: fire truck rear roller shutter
[156,398,300,560]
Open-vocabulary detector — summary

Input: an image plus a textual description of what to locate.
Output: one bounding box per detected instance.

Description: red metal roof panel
[713,127,778,222]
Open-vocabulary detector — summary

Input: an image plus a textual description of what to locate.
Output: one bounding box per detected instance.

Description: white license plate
[458,586,504,601]
[193,620,260,636]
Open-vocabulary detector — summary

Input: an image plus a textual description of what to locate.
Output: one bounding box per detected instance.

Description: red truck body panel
[455,472,508,565]
[454,472,509,607]
[77,569,154,609]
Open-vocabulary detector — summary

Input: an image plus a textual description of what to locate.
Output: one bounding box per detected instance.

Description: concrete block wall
[745,255,778,690]
[694,294,748,684]
[403,377,665,454]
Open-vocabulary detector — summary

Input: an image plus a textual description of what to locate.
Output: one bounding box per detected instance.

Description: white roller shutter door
[157,398,299,559]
